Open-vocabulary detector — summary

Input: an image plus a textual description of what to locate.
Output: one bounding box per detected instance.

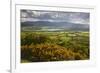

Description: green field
[21,31,89,63]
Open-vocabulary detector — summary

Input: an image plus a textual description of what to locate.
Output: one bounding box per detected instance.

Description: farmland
[21,31,89,63]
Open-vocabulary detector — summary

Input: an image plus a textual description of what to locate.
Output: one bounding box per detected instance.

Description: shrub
[21,45,33,60]
[21,33,50,45]
[21,43,86,62]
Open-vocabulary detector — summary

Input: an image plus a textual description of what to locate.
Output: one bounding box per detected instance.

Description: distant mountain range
[21,21,89,31]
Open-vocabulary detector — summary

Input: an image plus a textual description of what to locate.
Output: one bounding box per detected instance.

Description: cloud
[21,10,90,24]
[68,12,90,24]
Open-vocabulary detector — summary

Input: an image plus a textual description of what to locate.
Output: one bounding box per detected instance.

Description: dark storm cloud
[21,10,90,24]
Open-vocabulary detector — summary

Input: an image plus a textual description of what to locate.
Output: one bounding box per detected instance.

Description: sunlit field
[21,31,89,63]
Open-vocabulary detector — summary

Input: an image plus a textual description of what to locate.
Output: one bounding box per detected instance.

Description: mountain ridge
[21,21,89,31]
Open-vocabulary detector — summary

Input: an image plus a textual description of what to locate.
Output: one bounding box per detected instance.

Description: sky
[21,10,90,24]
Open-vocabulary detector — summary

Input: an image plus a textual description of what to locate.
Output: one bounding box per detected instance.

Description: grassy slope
[21,31,89,63]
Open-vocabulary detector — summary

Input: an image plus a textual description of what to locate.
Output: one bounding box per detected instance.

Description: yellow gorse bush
[21,43,86,62]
